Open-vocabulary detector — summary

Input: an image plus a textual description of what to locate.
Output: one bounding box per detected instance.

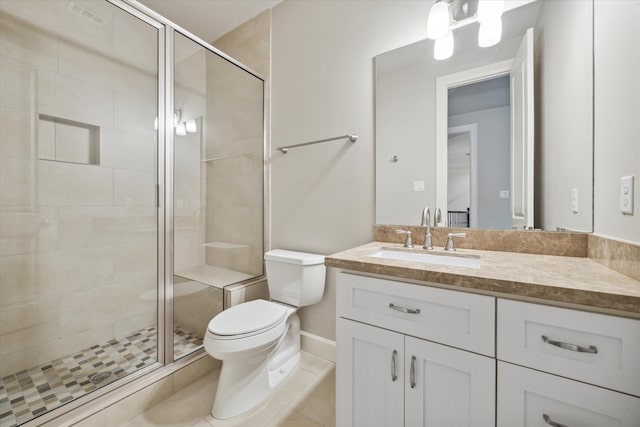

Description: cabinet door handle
[543,414,568,427]
[391,350,398,382]
[542,335,598,354]
[409,355,417,388]
[389,303,421,314]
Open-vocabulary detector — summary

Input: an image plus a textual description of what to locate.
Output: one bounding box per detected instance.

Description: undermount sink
[369,249,481,269]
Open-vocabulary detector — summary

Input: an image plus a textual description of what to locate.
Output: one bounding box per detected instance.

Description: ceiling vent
[66,1,106,26]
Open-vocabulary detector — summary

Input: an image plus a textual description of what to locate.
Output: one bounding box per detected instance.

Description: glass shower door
[0,1,159,425]
[172,32,265,359]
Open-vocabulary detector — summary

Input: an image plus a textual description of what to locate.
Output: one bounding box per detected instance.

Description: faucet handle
[395,230,414,248]
[444,232,466,251]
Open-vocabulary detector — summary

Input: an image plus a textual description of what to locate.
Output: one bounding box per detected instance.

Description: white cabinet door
[337,318,405,427]
[498,362,640,427]
[404,336,495,427]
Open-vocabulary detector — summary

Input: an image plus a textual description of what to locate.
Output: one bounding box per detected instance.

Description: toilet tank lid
[265,249,325,265]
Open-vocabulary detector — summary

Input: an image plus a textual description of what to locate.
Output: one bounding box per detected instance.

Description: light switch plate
[571,188,578,213]
[620,175,634,215]
[413,180,425,192]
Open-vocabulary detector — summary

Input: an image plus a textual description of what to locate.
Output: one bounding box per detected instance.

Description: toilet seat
[208,299,288,340]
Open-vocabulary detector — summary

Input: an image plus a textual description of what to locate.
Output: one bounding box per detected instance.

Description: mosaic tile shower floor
[0,326,203,427]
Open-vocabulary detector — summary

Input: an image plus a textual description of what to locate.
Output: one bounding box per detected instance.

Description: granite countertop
[325,242,640,316]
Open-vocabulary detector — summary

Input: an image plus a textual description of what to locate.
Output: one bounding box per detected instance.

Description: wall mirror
[375,0,593,232]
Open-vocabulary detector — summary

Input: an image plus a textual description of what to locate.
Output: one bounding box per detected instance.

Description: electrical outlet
[620,176,634,215]
[413,180,425,192]
[571,188,578,213]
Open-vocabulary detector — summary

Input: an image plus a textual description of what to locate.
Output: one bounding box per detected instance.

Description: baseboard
[300,330,336,363]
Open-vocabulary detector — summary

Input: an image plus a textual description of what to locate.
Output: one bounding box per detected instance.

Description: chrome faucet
[420,207,433,250]
[444,232,466,251]
[395,229,413,248]
[433,208,442,227]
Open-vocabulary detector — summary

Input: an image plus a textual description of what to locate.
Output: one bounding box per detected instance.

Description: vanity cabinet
[336,272,640,427]
[497,299,640,426]
[336,273,496,427]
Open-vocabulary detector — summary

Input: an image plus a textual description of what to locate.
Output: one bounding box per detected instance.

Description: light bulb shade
[175,121,187,136]
[477,0,504,23]
[185,119,197,133]
[434,31,454,60]
[478,18,502,47]
[427,1,450,40]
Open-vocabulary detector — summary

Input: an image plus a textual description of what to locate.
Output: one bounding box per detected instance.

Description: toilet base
[211,314,300,420]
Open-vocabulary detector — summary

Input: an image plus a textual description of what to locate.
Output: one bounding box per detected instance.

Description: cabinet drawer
[498,362,640,427]
[337,273,495,356]
[497,299,640,396]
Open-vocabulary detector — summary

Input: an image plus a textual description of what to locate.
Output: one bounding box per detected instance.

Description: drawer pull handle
[410,355,417,389]
[541,335,598,354]
[391,350,398,382]
[389,303,421,315]
[543,414,568,427]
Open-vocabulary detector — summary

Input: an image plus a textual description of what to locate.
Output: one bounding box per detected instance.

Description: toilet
[204,249,326,419]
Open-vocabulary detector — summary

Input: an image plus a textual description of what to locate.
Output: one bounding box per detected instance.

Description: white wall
[271,1,431,340]
[593,0,640,243]
[269,0,640,343]
[535,0,593,232]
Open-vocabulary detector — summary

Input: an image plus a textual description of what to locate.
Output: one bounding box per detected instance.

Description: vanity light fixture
[426,0,504,60]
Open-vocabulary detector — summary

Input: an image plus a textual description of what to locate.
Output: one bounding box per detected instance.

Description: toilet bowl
[204,249,326,419]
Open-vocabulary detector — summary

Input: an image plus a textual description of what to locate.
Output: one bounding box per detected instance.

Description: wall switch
[413,180,425,192]
[499,190,509,199]
[620,175,634,215]
[571,188,578,213]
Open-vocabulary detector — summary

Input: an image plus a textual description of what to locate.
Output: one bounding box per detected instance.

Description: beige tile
[75,376,174,427]
[298,352,334,376]
[100,128,156,172]
[292,368,336,427]
[0,209,58,256]
[59,280,141,336]
[0,11,59,71]
[53,246,115,293]
[265,408,323,427]
[57,206,157,249]
[113,241,157,281]
[0,252,56,306]
[38,160,113,207]
[0,296,57,335]
[0,316,58,355]
[0,107,33,159]
[38,68,114,128]
[113,312,156,339]
[121,371,218,427]
[0,156,34,210]
[114,169,156,207]
[174,357,221,393]
[114,92,157,135]
[44,323,114,362]
[0,57,34,111]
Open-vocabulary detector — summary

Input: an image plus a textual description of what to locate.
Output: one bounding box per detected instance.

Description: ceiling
[137,0,282,43]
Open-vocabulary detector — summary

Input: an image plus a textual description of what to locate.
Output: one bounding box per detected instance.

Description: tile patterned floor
[121,352,336,427]
[0,326,203,427]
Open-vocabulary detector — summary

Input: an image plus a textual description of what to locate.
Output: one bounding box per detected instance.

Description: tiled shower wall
[207,10,271,278]
[0,1,158,377]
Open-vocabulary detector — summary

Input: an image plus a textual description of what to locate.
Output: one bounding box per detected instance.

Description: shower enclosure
[0,1,265,425]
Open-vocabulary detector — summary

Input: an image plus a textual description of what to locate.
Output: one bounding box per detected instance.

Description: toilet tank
[264,249,326,307]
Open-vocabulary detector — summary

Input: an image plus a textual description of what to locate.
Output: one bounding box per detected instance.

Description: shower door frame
[19,0,268,425]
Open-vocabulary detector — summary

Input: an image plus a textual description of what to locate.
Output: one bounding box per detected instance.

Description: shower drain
[89,371,113,384]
